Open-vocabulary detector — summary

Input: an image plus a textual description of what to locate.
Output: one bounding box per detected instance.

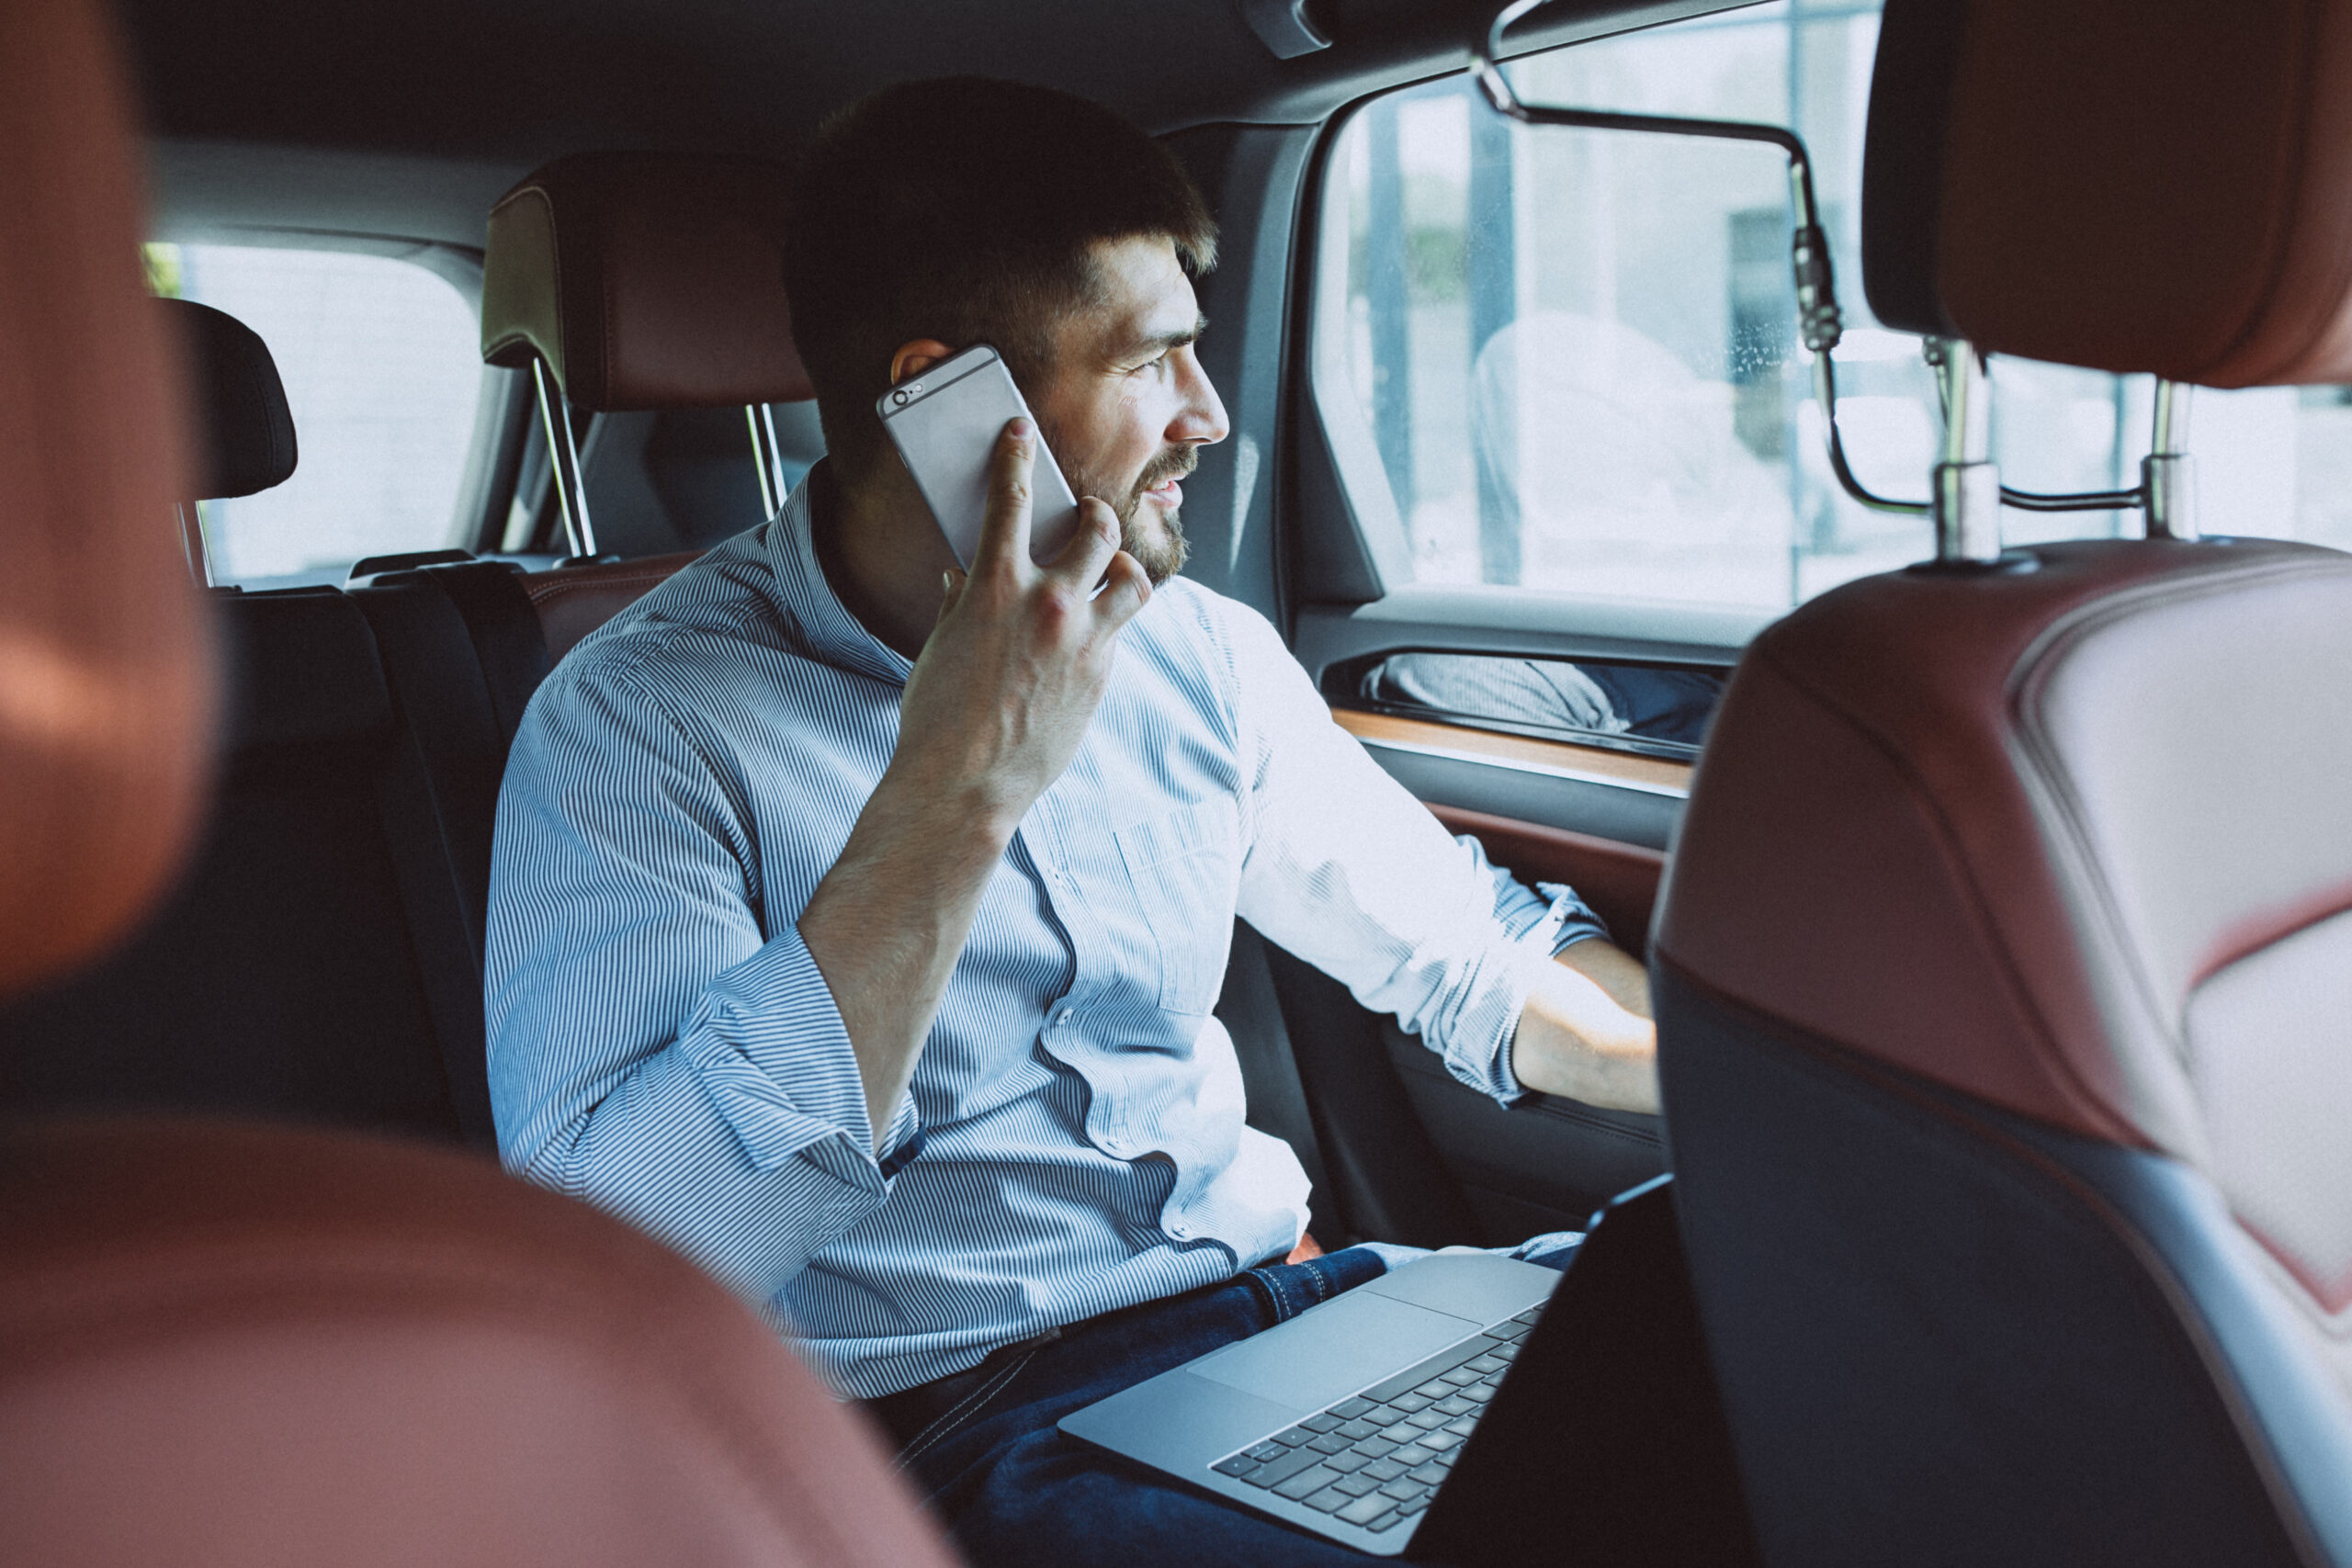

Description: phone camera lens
[892,389,910,406]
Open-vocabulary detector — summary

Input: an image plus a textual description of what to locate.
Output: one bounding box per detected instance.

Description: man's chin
[1124,509,1189,587]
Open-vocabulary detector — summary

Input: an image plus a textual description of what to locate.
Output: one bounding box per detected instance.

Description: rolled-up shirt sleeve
[484,649,920,1303]
[1217,604,1608,1106]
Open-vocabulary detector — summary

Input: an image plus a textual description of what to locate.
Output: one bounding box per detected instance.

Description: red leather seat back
[0,1118,958,1568]
[1654,537,2352,1568]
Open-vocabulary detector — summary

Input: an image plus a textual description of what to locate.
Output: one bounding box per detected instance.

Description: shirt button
[1057,1009,1075,1025]
[1169,1220,1192,1240]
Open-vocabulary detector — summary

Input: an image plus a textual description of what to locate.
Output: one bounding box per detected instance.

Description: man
[487,78,1657,1562]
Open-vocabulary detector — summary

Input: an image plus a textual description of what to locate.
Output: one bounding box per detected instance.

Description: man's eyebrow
[1115,314,1207,362]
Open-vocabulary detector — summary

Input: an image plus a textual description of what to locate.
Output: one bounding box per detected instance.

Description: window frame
[1283,68,1762,769]
[145,229,521,581]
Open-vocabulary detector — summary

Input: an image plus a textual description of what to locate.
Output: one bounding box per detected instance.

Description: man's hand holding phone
[896,416,1149,837]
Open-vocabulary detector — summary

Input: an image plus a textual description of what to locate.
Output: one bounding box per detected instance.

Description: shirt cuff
[1534,880,1614,956]
[676,924,920,1186]
[1476,886,1613,1105]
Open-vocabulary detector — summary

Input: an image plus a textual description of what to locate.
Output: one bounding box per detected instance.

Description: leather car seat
[481,150,817,661]
[0,2,961,1562]
[1654,3,2352,1565]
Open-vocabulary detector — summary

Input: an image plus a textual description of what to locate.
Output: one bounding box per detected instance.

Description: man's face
[1028,234,1229,585]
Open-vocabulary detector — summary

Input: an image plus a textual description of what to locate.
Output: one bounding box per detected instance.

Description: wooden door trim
[1332,708,1693,798]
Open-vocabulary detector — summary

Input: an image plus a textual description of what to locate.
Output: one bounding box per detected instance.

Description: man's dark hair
[783,77,1217,479]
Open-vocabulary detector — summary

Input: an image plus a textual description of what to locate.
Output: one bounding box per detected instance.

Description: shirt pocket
[1113,796,1240,1017]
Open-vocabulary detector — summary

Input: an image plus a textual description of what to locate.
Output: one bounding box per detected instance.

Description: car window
[1312,0,2352,615]
[144,243,485,587]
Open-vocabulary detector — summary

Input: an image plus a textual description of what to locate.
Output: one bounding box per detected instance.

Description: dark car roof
[125,0,1745,248]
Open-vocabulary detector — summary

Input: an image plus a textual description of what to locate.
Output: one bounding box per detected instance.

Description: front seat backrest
[0,1115,959,1568]
[0,4,961,1562]
[1655,2,2352,1564]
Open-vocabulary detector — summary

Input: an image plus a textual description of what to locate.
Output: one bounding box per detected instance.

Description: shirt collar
[766,459,916,688]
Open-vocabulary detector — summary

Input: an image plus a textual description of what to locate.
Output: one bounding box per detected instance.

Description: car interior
[3,0,2348,1562]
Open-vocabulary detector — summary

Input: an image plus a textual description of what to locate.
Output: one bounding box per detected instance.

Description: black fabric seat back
[0,589,474,1143]
[351,560,552,980]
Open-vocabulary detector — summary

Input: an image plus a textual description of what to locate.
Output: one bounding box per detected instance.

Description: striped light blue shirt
[485,472,1608,1398]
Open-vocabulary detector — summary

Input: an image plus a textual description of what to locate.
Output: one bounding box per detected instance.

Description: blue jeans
[864,1241,1577,1565]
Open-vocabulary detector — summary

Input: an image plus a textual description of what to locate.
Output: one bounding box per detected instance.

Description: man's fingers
[1048,497,1123,589]
[974,418,1037,577]
[1090,549,1152,632]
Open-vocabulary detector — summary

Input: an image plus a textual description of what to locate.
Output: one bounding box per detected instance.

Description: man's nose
[1170,351,1229,447]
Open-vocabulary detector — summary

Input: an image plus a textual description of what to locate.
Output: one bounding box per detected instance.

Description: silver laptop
[1057,1247,1564,1554]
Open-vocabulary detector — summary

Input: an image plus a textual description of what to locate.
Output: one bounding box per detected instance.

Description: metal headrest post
[531,357,597,559]
[746,404,788,519]
[174,502,212,588]
[1929,340,2002,563]
[2143,380,2198,540]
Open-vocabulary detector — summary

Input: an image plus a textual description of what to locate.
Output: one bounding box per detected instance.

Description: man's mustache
[1133,446,1198,499]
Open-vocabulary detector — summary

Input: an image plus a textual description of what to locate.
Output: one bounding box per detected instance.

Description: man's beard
[1061,445,1195,587]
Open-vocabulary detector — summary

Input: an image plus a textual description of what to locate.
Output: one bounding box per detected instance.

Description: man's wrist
[863,763,1024,868]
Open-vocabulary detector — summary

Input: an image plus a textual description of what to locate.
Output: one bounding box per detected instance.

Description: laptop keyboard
[1206,1303,1544,1536]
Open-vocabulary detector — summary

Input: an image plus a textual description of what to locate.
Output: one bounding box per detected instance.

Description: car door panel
[1423,803,1667,962]
[1336,708,1690,854]
[1400,791,1676,1237]
[1254,607,1731,1240]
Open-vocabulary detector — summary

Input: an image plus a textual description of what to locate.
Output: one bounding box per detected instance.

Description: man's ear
[889,340,956,387]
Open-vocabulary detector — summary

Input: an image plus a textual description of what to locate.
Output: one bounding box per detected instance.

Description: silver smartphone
[876,344,1082,568]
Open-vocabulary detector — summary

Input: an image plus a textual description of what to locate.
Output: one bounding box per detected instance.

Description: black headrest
[160,298,298,501]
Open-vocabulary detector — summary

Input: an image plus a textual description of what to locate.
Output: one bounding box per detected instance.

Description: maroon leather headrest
[481,152,815,411]
[1932,0,2352,386]
[1656,538,2352,1155]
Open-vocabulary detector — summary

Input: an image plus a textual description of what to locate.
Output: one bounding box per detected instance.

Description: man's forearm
[798,773,1013,1142]
[1508,939,1660,1114]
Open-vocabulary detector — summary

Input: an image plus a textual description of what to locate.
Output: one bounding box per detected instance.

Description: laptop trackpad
[1187,1290,1478,1412]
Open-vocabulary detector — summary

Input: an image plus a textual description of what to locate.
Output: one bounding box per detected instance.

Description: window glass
[1314,0,2352,614]
[146,243,484,586]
